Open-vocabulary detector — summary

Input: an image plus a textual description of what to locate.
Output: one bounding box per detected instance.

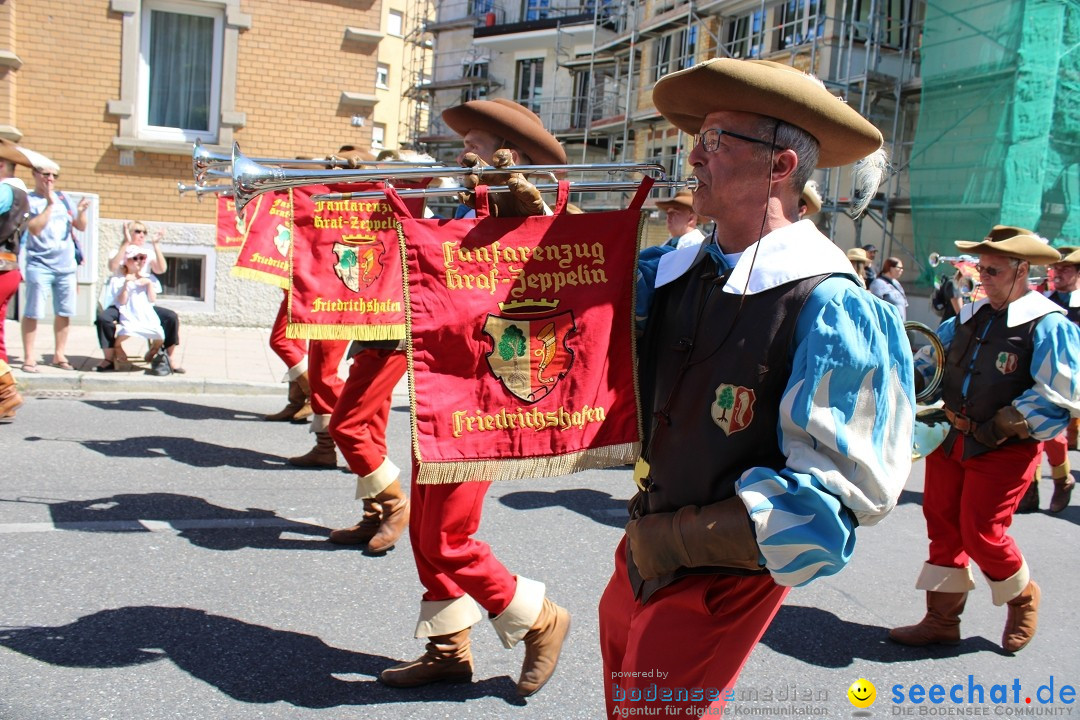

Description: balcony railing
[429,1,507,30]
[533,90,624,133]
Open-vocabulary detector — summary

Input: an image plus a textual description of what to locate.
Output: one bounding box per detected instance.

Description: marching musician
[600,59,914,719]
[1015,245,1080,513]
[378,98,571,698]
[890,227,1080,652]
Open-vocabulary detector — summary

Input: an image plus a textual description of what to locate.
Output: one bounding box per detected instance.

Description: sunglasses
[694,128,770,153]
[975,263,1020,277]
[132,229,147,234]
[36,171,59,179]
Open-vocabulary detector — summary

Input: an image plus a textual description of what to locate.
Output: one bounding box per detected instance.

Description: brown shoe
[366,479,410,554]
[1049,479,1075,513]
[265,380,306,421]
[1002,581,1040,652]
[290,402,313,423]
[287,431,337,468]
[379,629,473,688]
[0,370,23,419]
[328,498,382,545]
[517,598,571,697]
[1015,479,1040,514]
[888,591,967,646]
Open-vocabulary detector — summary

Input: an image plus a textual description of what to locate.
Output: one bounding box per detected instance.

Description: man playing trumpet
[891,227,1080,653]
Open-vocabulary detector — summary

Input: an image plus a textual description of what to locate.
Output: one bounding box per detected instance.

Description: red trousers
[269,292,307,371]
[408,474,516,616]
[1042,433,1068,470]
[308,340,349,418]
[599,536,789,719]
[0,269,20,362]
[329,348,406,476]
[924,436,1040,581]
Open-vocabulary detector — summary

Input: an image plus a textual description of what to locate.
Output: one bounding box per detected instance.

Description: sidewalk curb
[15,371,282,396]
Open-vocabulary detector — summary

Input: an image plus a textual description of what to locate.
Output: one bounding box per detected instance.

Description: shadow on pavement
[898,488,924,506]
[51,434,289,470]
[499,487,629,528]
[44,492,333,551]
[0,606,522,708]
[82,397,265,422]
[760,605,1002,668]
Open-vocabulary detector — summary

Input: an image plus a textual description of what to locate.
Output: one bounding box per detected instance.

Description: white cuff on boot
[987,560,1030,606]
[414,596,483,638]
[311,414,331,433]
[284,359,308,382]
[355,458,400,499]
[915,563,976,593]
[490,575,545,650]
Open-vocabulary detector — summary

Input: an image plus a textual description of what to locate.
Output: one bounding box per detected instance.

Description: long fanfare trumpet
[192,139,444,184]
[231,142,675,216]
[928,252,977,268]
[177,182,233,200]
[311,178,700,203]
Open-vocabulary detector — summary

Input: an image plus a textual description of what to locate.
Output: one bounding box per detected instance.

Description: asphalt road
[1,393,1078,719]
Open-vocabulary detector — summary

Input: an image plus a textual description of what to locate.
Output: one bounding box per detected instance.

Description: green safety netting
[910,0,1080,286]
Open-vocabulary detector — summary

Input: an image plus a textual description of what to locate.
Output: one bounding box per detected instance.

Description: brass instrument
[191,138,444,184]
[906,321,948,459]
[311,178,699,203]
[905,321,944,403]
[928,252,977,268]
[230,143,674,215]
[177,182,233,200]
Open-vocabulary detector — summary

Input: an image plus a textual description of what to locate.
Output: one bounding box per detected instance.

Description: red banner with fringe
[230,191,293,289]
[389,179,651,484]
[287,183,427,341]
[215,195,244,251]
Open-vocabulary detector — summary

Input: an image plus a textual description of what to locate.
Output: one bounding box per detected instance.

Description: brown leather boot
[328,498,381,545]
[265,380,306,422]
[379,629,473,687]
[291,371,312,422]
[366,479,410,554]
[888,591,967,646]
[0,369,23,420]
[1068,418,1079,451]
[517,598,571,697]
[287,431,337,468]
[1015,477,1040,514]
[1049,461,1074,513]
[1002,580,1040,652]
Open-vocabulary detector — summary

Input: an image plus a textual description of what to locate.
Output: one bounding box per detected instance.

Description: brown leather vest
[632,253,826,601]
[941,304,1040,459]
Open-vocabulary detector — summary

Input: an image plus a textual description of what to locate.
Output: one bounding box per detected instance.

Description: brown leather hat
[801,180,823,216]
[655,188,693,211]
[954,225,1062,265]
[442,99,567,165]
[652,59,883,168]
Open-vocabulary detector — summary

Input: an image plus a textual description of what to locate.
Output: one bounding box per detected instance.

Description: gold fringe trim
[416,442,640,484]
[230,266,290,289]
[286,323,406,341]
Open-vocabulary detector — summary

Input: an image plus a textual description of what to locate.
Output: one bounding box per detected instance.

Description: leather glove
[973,405,1030,448]
[625,496,763,580]
[459,149,545,217]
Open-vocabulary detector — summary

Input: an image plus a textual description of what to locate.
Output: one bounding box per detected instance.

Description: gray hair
[750,119,820,194]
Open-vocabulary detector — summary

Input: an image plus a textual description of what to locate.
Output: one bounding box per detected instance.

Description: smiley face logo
[847,679,876,708]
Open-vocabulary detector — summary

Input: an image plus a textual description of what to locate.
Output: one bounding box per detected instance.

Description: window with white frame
[651,27,696,83]
[138,0,224,143]
[160,254,205,300]
[372,123,386,149]
[723,10,765,59]
[376,63,390,89]
[515,58,544,114]
[461,60,489,103]
[387,9,404,36]
[774,0,823,51]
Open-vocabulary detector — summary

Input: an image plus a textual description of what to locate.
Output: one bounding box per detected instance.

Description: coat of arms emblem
[483,300,576,403]
[711,383,756,436]
[333,234,385,292]
[995,351,1018,375]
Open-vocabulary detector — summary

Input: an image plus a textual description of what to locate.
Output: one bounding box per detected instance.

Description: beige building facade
[2,0,418,327]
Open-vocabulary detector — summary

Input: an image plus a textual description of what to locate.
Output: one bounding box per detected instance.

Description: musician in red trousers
[378,99,571,698]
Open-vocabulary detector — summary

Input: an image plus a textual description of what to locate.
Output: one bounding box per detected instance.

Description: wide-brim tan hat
[0,140,59,174]
[652,59,883,168]
[1058,247,1080,264]
[846,247,869,263]
[655,188,693,211]
[801,180,823,215]
[955,225,1062,265]
[442,98,567,165]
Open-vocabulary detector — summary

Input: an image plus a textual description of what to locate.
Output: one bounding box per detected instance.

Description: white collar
[959,291,1065,327]
[657,220,856,293]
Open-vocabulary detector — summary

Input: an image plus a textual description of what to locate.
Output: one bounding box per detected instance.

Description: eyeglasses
[132,229,147,234]
[694,128,770,153]
[975,263,1019,277]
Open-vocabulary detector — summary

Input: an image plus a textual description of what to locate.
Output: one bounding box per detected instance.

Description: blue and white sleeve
[1014,313,1080,439]
[735,278,915,587]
